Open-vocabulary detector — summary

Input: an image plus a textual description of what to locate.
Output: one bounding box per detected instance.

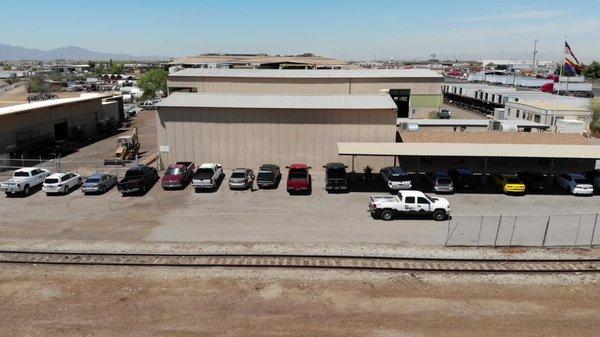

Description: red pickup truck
[286,164,311,194]
[161,161,195,189]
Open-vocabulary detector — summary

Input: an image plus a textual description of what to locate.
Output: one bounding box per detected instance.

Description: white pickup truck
[192,163,224,191]
[369,190,451,221]
[0,167,51,196]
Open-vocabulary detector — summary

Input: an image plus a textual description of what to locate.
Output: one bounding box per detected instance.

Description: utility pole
[532,39,538,74]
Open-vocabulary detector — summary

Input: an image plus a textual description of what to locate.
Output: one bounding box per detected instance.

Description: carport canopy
[338,142,600,159]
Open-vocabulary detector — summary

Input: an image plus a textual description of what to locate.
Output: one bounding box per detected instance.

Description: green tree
[583,61,600,80]
[108,61,124,75]
[591,99,600,135]
[138,68,167,99]
[27,76,47,93]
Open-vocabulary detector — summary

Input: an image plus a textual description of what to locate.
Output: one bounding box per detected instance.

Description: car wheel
[63,186,68,194]
[381,210,394,221]
[78,178,82,186]
[100,185,106,194]
[23,185,30,196]
[141,185,146,194]
[433,209,447,221]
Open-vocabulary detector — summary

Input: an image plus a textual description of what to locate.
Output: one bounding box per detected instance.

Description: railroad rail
[0,251,599,273]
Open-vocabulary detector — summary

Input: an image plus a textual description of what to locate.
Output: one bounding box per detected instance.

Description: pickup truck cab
[369,190,451,221]
[192,163,223,191]
[323,163,348,193]
[161,161,195,189]
[1,167,50,196]
[117,165,159,195]
[43,172,82,195]
[286,164,311,194]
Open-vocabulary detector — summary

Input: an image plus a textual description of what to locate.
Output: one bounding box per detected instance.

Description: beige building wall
[0,99,104,153]
[156,107,397,171]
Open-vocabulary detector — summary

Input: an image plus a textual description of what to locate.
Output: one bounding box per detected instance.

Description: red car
[286,164,311,194]
[161,161,195,189]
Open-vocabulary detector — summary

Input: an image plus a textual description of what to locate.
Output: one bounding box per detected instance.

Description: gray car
[228,168,254,190]
[82,173,117,194]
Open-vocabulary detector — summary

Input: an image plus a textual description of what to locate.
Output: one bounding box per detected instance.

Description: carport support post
[351,155,355,173]
[493,215,502,248]
[590,213,599,248]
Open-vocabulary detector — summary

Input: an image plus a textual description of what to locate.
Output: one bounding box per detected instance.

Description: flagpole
[553,36,566,132]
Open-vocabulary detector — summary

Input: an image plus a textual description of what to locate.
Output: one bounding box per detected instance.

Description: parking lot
[0,168,598,247]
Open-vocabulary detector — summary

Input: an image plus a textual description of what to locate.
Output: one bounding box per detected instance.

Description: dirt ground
[0,264,598,337]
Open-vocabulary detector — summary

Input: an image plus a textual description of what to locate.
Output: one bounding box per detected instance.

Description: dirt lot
[0,264,598,337]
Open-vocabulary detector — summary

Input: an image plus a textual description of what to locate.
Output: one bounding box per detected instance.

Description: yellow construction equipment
[115,127,140,160]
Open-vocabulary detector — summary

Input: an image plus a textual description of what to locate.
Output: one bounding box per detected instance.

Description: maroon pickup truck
[161,161,195,189]
[286,163,311,195]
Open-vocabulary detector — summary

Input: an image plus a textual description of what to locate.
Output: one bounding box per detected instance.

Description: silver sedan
[82,173,118,194]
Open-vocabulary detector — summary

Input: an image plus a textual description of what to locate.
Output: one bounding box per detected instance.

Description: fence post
[21,153,24,167]
[476,216,484,247]
[541,215,551,248]
[574,214,582,247]
[590,213,598,248]
[493,215,502,248]
[509,216,517,247]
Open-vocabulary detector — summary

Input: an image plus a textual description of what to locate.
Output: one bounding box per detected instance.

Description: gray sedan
[229,168,254,190]
[82,173,117,194]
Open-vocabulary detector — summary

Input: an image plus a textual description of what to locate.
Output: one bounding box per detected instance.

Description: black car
[449,168,475,190]
[256,164,281,189]
[44,140,77,158]
[517,172,550,192]
[323,163,349,193]
[117,165,159,195]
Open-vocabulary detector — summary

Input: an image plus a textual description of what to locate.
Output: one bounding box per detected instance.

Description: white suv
[43,172,82,195]
[556,173,594,196]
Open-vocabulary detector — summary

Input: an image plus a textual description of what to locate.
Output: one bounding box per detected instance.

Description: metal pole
[541,215,551,248]
[590,213,598,248]
[476,216,484,247]
[493,215,502,248]
[21,153,24,167]
[509,216,517,247]
[573,214,583,247]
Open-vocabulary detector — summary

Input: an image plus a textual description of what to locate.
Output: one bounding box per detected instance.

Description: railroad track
[1,251,599,273]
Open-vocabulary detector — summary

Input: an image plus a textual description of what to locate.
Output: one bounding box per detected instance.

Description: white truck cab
[192,163,224,191]
[369,190,451,221]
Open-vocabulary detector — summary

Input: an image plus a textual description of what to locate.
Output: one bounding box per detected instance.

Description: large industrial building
[167,68,444,118]
[156,92,397,169]
[0,94,121,156]
[169,53,357,70]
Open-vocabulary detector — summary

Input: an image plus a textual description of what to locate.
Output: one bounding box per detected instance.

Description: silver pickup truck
[0,167,50,196]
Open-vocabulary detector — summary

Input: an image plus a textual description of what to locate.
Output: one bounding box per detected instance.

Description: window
[417,197,429,204]
[516,110,520,118]
[534,115,541,123]
[404,196,415,204]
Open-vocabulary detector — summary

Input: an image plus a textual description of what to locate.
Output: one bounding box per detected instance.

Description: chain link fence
[445,213,600,248]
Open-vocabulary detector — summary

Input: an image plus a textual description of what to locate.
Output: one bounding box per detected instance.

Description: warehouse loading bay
[0,110,599,247]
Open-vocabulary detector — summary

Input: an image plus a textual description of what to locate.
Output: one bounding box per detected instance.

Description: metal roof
[157,93,397,110]
[337,142,600,159]
[0,94,110,118]
[169,68,443,79]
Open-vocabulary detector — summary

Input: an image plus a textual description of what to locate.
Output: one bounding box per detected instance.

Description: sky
[1,0,600,61]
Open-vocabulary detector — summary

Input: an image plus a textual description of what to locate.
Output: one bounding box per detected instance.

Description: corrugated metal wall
[157,107,397,171]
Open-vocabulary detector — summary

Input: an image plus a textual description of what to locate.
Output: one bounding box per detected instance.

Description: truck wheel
[433,209,447,221]
[23,185,30,196]
[381,210,394,221]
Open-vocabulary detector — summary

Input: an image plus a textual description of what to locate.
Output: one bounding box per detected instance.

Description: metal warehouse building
[156,92,397,169]
[167,68,443,118]
[0,94,119,156]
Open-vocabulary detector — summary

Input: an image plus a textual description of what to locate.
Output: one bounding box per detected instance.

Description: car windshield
[45,178,59,184]
[194,169,214,179]
[389,175,410,182]
[289,171,307,180]
[86,178,100,183]
[125,170,143,178]
[231,172,246,178]
[506,178,521,184]
[257,172,274,180]
[327,168,346,178]
[574,178,589,184]
[437,178,452,185]
[14,171,30,177]
[165,167,184,175]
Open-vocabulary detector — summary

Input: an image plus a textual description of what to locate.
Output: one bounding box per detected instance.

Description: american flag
[564,41,582,76]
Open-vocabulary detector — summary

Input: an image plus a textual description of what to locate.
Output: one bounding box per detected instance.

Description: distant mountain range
[0,43,166,61]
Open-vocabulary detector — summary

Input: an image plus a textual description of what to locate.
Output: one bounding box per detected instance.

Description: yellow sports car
[492,174,526,194]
